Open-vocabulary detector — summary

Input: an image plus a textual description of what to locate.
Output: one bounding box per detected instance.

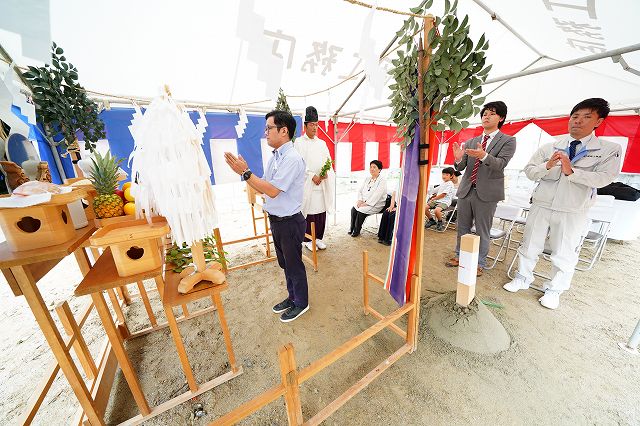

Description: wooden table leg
[91,291,151,416]
[10,265,105,426]
[212,292,238,372]
[163,302,199,392]
[55,302,98,380]
[119,285,132,305]
[136,281,157,326]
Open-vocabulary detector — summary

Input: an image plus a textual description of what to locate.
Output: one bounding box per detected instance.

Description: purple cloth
[385,125,420,305]
[304,212,326,241]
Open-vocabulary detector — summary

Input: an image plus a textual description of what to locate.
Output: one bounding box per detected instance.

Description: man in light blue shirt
[225,110,309,323]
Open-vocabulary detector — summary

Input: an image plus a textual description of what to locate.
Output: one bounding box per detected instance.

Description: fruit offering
[88,152,125,218]
[123,202,136,216]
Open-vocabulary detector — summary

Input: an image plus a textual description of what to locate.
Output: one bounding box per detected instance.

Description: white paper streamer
[234,107,248,139]
[128,94,218,246]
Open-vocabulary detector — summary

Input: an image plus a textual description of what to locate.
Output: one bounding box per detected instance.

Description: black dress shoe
[383,240,392,246]
[377,239,385,244]
[351,232,360,237]
[348,230,353,235]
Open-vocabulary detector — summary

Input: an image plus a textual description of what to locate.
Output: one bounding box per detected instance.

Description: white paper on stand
[457,250,478,287]
[0,193,52,208]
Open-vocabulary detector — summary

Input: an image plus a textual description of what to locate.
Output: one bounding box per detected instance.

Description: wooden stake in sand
[456,234,480,307]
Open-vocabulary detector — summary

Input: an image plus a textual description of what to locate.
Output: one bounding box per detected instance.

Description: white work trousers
[517,205,588,292]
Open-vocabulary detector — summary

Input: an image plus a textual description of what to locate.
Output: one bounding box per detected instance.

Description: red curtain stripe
[317,115,640,173]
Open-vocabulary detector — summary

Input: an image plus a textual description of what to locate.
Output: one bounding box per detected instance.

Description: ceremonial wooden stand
[0,224,109,425]
[73,218,242,424]
[207,15,436,425]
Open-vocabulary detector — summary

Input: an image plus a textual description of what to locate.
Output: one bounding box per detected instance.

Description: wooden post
[119,285,132,305]
[213,292,239,373]
[406,15,436,352]
[91,291,151,415]
[213,228,227,273]
[362,251,369,314]
[55,301,98,380]
[136,281,157,326]
[456,234,480,307]
[9,265,104,425]
[263,211,272,258]
[278,343,303,425]
[191,240,207,272]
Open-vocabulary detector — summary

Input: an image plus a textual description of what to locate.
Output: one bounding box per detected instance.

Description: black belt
[268,212,301,222]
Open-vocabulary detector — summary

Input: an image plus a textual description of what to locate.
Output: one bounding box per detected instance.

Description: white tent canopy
[1,0,640,123]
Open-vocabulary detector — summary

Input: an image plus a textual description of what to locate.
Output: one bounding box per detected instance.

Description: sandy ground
[1,186,640,425]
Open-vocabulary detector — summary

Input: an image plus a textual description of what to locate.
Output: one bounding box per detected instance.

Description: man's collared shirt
[263,141,306,217]
[480,129,500,162]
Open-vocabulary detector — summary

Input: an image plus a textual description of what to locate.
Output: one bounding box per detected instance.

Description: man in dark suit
[445,101,516,276]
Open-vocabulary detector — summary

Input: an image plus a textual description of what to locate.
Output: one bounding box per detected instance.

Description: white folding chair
[426,198,457,233]
[576,204,615,271]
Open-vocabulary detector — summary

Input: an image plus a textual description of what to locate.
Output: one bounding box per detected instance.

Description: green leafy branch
[388,0,491,147]
[275,88,296,142]
[21,42,105,153]
[165,235,226,273]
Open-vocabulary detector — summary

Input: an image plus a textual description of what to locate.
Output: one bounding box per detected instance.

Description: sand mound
[422,292,510,354]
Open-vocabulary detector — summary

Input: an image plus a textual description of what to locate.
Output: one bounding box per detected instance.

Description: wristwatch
[242,169,253,181]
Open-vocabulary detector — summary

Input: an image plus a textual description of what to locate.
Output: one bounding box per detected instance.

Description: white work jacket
[525,135,622,213]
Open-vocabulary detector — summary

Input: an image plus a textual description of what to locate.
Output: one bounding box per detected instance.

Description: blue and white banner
[89,108,302,184]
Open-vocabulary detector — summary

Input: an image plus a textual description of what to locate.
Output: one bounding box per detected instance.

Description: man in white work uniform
[503,98,622,309]
[295,106,335,251]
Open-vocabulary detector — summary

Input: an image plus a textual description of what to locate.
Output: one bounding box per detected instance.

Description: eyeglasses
[264,125,282,134]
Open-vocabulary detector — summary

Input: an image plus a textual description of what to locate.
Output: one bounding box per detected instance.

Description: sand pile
[422,292,510,354]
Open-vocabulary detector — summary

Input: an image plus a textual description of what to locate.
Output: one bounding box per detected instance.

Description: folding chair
[506,217,593,288]
[433,198,457,233]
[472,203,522,270]
[575,204,615,271]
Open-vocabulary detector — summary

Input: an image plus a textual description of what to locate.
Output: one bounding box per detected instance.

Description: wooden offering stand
[89,217,168,277]
[0,188,87,252]
[72,218,242,424]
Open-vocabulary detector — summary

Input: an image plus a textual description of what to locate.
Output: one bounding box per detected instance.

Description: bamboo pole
[406,15,435,352]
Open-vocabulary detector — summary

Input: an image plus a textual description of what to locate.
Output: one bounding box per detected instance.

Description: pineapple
[88,152,124,218]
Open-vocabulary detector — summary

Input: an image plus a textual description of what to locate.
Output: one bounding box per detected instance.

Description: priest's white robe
[294,134,335,216]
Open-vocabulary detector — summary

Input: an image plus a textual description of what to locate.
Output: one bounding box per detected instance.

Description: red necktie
[470,134,490,185]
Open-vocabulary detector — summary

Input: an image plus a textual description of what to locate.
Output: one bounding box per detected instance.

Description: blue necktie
[569,140,581,160]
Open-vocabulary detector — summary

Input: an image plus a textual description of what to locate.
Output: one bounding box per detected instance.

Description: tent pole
[333,35,399,117]
[338,43,640,118]
[471,0,546,58]
[484,43,640,84]
[483,56,545,98]
[332,114,338,226]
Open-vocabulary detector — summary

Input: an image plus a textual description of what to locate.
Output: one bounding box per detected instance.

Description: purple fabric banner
[385,125,420,305]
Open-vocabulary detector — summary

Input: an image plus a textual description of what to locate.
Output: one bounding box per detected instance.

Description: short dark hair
[265,110,296,141]
[442,167,456,176]
[480,101,508,128]
[370,160,383,170]
[570,98,610,119]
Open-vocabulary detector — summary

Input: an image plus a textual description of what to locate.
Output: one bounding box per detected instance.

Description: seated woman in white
[349,160,387,237]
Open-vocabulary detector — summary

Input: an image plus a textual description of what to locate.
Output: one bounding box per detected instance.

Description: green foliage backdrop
[388,0,491,146]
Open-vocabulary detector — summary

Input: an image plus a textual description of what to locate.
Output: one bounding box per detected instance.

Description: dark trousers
[270,213,309,308]
[350,207,370,234]
[304,212,326,242]
[377,209,396,243]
